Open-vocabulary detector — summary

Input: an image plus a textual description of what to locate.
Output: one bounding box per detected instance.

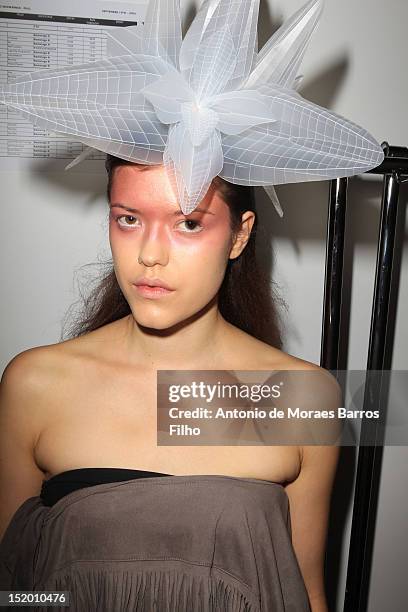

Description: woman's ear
[229,211,256,260]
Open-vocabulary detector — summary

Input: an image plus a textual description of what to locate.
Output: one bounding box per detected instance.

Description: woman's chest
[34,370,302,485]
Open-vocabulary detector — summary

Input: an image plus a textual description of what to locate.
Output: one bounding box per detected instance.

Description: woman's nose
[137,225,169,267]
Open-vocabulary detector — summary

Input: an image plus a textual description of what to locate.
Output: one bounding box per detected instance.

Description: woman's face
[108,164,253,331]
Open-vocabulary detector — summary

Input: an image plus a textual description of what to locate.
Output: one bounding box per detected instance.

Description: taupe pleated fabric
[0,475,311,611]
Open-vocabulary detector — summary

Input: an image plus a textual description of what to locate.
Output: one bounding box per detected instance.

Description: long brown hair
[61,155,286,348]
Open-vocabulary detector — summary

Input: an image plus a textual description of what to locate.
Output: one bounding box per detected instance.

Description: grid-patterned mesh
[0,0,384,216]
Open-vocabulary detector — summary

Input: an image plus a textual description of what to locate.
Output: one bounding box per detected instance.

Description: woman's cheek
[109,226,139,267]
[183,252,228,306]
[177,233,228,269]
[109,237,137,293]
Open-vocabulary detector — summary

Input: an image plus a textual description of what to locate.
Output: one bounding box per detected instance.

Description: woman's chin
[129,309,185,332]
[127,294,216,333]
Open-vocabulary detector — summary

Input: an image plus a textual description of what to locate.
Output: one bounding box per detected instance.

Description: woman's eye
[112,213,202,233]
[117,215,139,228]
[178,219,203,233]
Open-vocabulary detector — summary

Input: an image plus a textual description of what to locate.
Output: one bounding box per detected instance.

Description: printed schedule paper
[0,0,145,171]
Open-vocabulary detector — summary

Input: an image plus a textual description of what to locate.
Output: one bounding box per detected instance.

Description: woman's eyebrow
[109,203,215,216]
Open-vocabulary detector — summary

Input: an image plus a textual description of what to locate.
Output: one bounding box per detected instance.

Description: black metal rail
[320,143,408,612]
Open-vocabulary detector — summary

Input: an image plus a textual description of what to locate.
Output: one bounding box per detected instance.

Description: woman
[0,154,341,612]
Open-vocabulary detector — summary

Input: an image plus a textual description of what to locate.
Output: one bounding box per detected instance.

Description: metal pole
[320,177,348,371]
[343,167,402,611]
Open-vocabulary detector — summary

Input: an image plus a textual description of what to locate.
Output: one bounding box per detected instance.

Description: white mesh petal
[219,84,384,186]
[180,103,219,147]
[142,0,183,69]
[107,1,183,67]
[244,0,323,90]
[179,0,221,77]
[207,89,277,135]
[0,56,170,153]
[164,122,224,214]
[189,25,237,100]
[141,69,194,124]
[180,0,259,92]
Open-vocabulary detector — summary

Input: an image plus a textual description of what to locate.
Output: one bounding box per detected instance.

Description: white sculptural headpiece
[0,0,384,217]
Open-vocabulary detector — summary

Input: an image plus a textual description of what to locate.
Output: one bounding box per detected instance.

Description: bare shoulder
[1,344,66,404]
[259,344,343,488]
[0,344,72,519]
[2,339,82,395]
[229,327,342,447]
[251,337,334,377]
[0,337,99,539]
[263,345,342,509]
[0,318,125,422]
[0,344,73,453]
[4,315,127,373]
[230,325,338,378]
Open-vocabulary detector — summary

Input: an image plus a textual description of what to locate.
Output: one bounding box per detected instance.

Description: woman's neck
[121,306,235,370]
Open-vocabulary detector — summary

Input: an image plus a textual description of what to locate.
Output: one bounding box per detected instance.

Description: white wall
[0,1,407,610]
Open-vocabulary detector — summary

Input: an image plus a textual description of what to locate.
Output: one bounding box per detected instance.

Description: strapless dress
[0,468,311,611]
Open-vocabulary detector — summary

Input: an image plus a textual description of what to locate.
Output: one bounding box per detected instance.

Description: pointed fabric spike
[180,0,260,95]
[243,0,323,90]
[263,185,284,218]
[142,0,182,69]
[219,82,384,186]
[107,2,182,67]
[190,25,238,100]
[179,0,221,76]
[164,122,224,214]
[65,146,95,170]
[0,55,171,157]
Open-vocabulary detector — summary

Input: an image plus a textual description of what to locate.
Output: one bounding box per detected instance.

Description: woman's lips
[133,284,174,299]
